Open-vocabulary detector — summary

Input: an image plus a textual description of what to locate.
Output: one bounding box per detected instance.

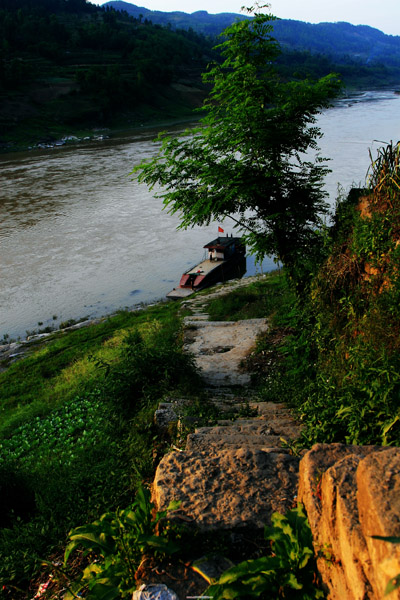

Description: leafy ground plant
[0,302,199,596]
[61,487,180,600]
[197,505,324,600]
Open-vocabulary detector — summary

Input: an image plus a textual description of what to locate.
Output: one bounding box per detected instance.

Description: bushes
[257,142,400,448]
[101,324,199,414]
[62,487,180,600]
[202,505,324,600]
[254,143,400,448]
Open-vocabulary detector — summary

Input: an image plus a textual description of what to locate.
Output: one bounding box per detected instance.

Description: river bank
[0,273,266,371]
[0,272,279,598]
[2,84,397,155]
[0,106,200,155]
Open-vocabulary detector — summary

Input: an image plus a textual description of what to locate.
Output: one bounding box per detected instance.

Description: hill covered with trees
[107,1,400,88]
[0,0,215,150]
[1,0,399,151]
[106,0,400,68]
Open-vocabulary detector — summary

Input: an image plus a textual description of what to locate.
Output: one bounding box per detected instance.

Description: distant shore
[0,111,200,156]
[2,84,397,156]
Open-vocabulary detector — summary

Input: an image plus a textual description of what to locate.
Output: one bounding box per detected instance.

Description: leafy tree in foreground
[134,6,341,287]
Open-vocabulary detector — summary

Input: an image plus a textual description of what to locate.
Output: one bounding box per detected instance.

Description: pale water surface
[1,90,399,339]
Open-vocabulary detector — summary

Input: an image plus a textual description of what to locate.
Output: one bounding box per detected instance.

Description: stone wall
[299,444,400,600]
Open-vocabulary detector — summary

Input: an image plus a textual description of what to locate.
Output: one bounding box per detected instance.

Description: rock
[183,318,269,387]
[154,404,178,433]
[298,444,400,600]
[185,430,284,452]
[252,402,303,440]
[185,420,285,453]
[153,448,299,531]
[357,448,400,598]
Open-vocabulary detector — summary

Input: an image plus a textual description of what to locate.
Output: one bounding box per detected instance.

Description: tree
[133,6,341,286]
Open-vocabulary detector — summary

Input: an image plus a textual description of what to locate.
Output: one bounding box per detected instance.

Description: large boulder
[299,443,400,599]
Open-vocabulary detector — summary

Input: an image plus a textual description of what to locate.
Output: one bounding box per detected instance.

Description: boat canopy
[203,236,242,251]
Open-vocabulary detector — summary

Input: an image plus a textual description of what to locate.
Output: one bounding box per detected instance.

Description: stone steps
[153,447,299,531]
[183,316,269,388]
[185,431,285,452]
[152,276,301,537]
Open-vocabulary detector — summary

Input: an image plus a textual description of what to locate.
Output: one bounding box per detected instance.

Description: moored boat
[166,235,246,299]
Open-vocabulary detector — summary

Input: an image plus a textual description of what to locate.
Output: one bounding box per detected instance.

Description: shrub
[199,505,324,600]
[62,487,180,600]
[101,324,199,414]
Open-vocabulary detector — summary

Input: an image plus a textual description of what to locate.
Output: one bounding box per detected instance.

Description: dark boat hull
[167,254,246,299]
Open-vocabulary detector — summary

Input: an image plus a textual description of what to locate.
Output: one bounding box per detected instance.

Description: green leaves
[0,392,106,469]
[63,486,181,599]
[134,6,341,290]
[65,525,117,564]
[202,505,324,600]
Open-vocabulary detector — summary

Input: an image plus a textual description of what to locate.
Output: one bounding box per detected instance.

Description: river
[1,89,399,340]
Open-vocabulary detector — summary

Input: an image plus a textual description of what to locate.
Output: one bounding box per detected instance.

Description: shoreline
[1,85,398,156]
[0,113,200,156]
[0,302,150,372]
[0,273,265,373]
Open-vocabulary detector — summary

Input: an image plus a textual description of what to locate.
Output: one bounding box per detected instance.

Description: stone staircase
[146,278,400,600]
[152,277,302,533]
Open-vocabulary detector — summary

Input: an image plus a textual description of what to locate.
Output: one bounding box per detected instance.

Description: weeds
[200,505,324,600]
[255,142,400,448]
[61,487,181,600]
[205,271,292,322]
[0,301,201,595]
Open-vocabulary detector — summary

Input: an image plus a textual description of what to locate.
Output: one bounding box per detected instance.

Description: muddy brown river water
[1,90,400,340]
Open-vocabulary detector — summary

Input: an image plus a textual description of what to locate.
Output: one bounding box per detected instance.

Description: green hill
[1,0,399,151]
[0,0,215,150]
[106,1,400,68]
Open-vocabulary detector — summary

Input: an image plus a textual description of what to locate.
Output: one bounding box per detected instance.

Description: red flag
[218,226,224,233]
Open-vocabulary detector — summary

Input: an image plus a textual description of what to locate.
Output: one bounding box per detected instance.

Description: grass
[204,270,291,322]
[0,300,201,596]
[0,304,176,435]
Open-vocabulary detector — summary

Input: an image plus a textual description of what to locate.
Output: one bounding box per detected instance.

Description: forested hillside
[1,0,399,151]
[107,1,400,87]
[106,0,400,68]
[0,0,215,150]
[105,0,252,35]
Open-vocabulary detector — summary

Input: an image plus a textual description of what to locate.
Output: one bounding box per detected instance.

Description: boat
[166,235,246,299]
